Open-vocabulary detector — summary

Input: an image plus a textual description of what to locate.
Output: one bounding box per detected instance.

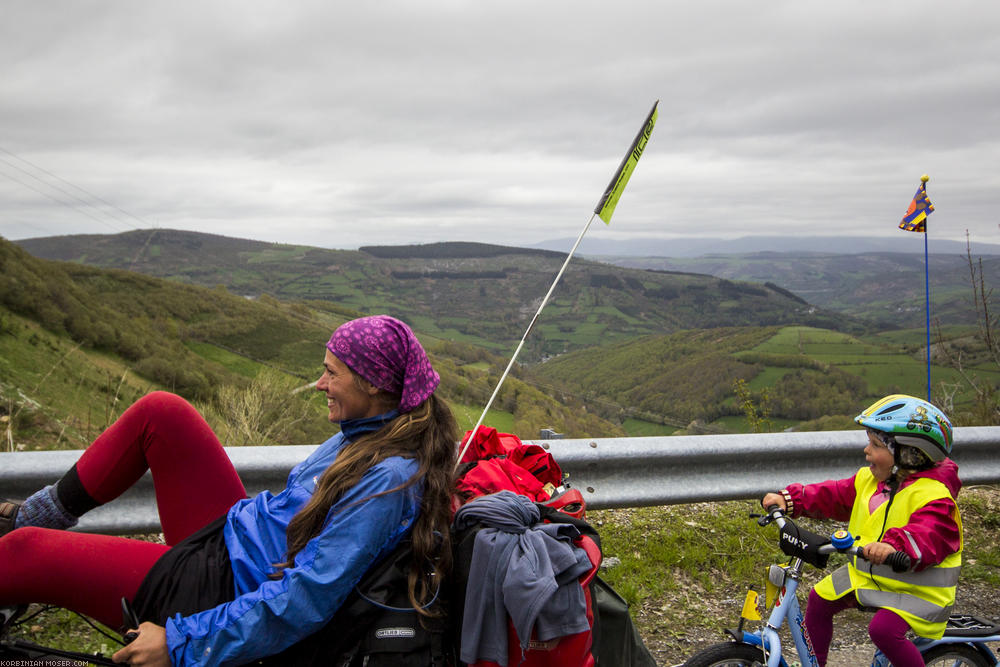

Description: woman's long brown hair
[275,388,458,615]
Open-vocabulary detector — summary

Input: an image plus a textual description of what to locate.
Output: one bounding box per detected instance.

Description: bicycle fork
[734,560,821,667]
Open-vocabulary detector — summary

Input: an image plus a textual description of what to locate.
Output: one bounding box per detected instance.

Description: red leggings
[805,588,925,666]
[0,392,246,627]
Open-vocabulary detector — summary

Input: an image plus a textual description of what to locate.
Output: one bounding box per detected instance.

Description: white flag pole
[455,214,598,466]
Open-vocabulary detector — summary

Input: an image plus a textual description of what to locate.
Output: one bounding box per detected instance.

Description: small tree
[733,377,772,433]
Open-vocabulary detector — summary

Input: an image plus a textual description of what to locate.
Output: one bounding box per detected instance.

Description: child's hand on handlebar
[761,492,786,511]
[861,541,898,565]
[112,622,169,666]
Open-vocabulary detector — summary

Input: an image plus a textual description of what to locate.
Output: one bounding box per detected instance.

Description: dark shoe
[0,500,21,537]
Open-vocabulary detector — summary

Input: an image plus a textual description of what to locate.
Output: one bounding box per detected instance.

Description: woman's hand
[112,622,170,666]
[862,541,897,565]
[761,492,786,511]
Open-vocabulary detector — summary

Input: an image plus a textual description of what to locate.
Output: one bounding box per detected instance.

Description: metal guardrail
[2,427,998,535]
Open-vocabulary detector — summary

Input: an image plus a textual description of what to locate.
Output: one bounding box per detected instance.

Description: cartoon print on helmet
[908,404,933,433]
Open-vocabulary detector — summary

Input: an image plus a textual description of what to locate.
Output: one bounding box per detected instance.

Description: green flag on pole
[457,101,660,467]
[593,100,659,224]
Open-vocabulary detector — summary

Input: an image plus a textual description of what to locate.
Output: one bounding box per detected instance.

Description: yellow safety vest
[814,467,962,639]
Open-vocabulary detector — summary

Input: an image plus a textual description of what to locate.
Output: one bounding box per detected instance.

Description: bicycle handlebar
[818,542,911,572]
[759,505,911,572]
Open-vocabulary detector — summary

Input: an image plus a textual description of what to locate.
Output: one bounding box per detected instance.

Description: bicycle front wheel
[683,642,769,667]
[921,643,992,667]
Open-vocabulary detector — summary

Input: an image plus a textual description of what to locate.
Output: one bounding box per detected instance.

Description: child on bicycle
[762,394,961,667]
[1,315,458,666]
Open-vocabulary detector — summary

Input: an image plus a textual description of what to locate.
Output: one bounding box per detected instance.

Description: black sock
[55,464,100,517]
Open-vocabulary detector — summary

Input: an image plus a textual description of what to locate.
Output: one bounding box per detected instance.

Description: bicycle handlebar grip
[885,551,912,573]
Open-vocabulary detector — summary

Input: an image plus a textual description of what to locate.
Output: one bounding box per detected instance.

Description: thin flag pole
[456,215,598,466]
[455,101,659,468]
[923,226,931,401]
[898,173,934,402]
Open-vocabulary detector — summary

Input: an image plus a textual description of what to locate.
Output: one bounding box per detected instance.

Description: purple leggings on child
[805,588,925,666]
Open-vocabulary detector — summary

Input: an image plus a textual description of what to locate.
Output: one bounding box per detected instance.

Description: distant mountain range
[12,229,853,361]
[529,235,1000,258]
[15,228,1000,336]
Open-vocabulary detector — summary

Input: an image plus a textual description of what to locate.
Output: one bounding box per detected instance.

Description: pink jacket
[784,459,961,571]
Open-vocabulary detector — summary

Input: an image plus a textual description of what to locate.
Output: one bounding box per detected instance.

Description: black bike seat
[943,614,1000,637]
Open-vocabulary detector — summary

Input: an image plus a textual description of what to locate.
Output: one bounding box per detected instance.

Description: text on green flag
[594,100,659,224]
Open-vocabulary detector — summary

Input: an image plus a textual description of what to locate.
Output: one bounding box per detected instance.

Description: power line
[0,145,154,232]
[0,167,129,233]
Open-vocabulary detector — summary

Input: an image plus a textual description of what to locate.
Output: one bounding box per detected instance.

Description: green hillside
[9,231,1000,444]
[15,229,858,361]
[0,236,623,451]
[529,327,775,428]
[530,324,1000,430]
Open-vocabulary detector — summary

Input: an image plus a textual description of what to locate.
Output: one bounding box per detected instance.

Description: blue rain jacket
[164,422,422,666]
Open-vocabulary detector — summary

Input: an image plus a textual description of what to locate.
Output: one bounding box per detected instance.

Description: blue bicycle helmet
[855,394,953,462]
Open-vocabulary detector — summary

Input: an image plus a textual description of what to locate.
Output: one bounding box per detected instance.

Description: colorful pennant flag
[899,176,934,233]
[594,100,659,224]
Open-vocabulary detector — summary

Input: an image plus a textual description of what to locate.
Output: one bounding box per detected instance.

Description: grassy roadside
[7,486,997,664]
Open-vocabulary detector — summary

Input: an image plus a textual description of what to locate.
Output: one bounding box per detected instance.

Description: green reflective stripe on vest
[856,589,953,624]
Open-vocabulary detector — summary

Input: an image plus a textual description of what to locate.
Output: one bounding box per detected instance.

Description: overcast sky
[2,1,998,252]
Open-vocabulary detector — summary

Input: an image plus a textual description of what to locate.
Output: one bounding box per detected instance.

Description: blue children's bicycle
[682,506,1000,667]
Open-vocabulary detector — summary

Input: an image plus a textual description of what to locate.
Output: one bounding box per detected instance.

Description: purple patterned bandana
[326,315,440,413]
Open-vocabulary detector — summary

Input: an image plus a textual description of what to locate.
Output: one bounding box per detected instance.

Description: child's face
[864,430,895,481]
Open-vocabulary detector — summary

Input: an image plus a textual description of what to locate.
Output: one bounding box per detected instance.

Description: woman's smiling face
[316,350,380,423]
